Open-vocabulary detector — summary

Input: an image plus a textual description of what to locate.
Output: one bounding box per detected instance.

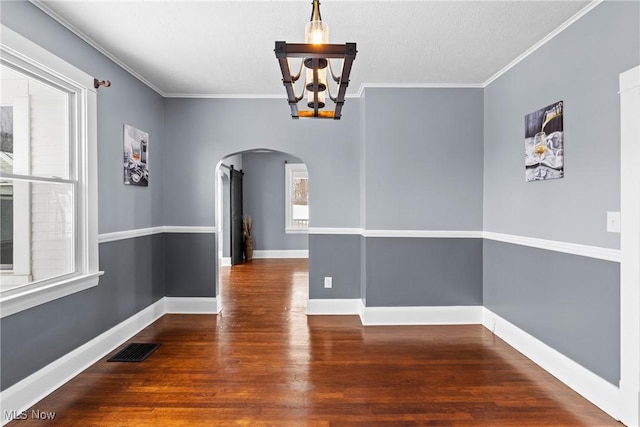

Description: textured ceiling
[34,0,593,97]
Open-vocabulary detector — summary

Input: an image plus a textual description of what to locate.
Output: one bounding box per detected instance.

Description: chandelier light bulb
[305,1,328,45]
[305,20,329,45]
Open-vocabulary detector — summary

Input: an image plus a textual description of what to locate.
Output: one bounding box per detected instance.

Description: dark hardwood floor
[9,259,620,426]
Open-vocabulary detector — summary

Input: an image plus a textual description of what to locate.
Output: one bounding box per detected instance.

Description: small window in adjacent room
[285,163,308,232]
[0,26,100,318]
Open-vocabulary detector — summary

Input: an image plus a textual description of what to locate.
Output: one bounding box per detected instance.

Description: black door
[230,166,244,265]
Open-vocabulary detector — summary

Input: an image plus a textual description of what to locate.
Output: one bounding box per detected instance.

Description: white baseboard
[306,301,484,326]
[0,299,165,426]
[219,257,231,267]
[306,298,361,315]
[165,297,221,314]
[360,305,483,326]
[0,299,621,426]
[618,380,640,427]
[252,249,309,259]
[482,308,620,421]
[0,296,220,426]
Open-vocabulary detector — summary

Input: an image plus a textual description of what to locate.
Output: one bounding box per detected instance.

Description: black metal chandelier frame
[274,2,357,120]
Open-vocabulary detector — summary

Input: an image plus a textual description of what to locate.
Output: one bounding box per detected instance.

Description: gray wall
[1,235,165,390]
[359,98,367,303]
[163,98,361,229]
[1,1,166,235]
[482,1,640,386]
[365,238,483,307]
[483,240,620,385]
[2,0,636,395]
[483,0,640,249]
[0,1,167,391]
[162,98,361,309]
[352,87,484,307]
[242,152,308,251]
[309,234,361,299]
[165,233,217,297]
[363,88,484,231]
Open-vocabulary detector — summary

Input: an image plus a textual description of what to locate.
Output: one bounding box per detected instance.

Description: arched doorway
[215,149,310,309]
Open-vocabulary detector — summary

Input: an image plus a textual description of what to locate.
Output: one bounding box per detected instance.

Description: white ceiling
[34,0,594,97]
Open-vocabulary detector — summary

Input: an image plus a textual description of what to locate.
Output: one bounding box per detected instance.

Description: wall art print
[123,124,149,186]
[525,100,564,182]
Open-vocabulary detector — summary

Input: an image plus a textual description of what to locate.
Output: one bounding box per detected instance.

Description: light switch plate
[607,211,621,233]
[324,277,332,288]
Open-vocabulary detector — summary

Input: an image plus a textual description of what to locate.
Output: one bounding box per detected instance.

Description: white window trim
[284,163,309,234]
[0,25,101,318]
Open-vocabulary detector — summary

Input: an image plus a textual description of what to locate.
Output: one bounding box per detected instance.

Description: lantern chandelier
[275,0,357,120]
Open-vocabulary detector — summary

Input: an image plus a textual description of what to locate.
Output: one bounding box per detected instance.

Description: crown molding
[482,0,603,87]
[161,80,509,100]
[30,0,602,98]
[29,0,167,97]
[356,82,484,98]
[160,81,491,100]
[163,93,286,99]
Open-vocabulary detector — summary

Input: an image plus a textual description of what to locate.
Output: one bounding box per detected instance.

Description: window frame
[1,84,32,285]
[0,25,101,318]
[284,162,309,234]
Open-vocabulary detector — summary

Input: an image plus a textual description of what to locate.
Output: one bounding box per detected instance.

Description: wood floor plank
[8,259,621,426]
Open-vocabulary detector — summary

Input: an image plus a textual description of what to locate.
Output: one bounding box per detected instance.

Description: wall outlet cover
[324,277,332,288]
[607,211,621,233]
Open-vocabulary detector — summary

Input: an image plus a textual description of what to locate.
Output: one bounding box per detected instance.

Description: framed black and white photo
[123,124,149,187]
[525,101,564,182]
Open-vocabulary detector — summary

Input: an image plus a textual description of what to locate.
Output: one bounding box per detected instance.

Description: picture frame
[525,101,564,182]
[123,124,149,187]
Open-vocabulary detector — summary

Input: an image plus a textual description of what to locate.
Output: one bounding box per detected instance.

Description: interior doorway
[229,166,244,266]
[215,149,309,293]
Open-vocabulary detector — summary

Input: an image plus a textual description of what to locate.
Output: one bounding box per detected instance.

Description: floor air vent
[108,343,160,362]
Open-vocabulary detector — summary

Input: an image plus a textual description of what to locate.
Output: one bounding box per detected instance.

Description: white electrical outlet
[607,211,621,233]
[324,277,332,288]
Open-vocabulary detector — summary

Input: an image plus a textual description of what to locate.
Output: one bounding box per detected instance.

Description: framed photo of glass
[525,101,564,182]
[123,124,149,187]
